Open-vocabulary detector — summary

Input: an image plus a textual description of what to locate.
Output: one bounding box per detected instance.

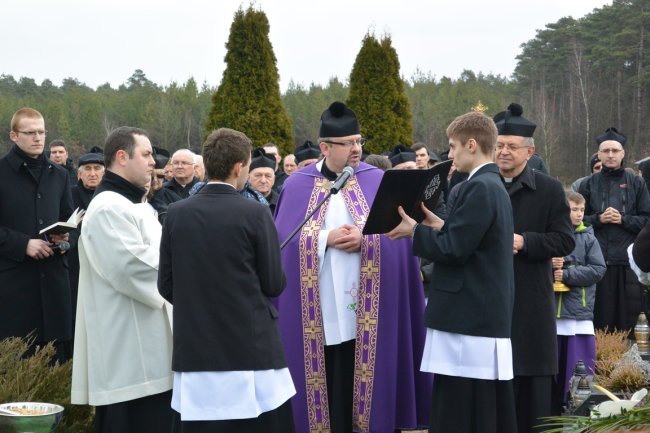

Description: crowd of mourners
[0,102,649,433]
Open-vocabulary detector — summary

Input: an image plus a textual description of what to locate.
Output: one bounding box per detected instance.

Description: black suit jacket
[158,183,287,372]
[414,163,515,338]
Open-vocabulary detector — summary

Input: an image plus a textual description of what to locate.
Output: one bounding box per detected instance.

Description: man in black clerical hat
[249,147,280,213]
[494,102,575,432]
[388,144,417,169]
[273,101,431,433]
[294,140,321,168]
[579,127,650,334]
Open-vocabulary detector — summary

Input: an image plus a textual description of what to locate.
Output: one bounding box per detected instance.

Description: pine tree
[205,6,293,154]
[347,33,413,154]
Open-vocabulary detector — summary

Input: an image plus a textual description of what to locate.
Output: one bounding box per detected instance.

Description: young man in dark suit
[388,111,517,433]
[158,127,295,433]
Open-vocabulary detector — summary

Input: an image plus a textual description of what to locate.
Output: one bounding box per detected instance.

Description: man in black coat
[49,139,77,188]
[579,127,650,333]
[163,149,199,199]
[159,128,295,433]
[68,151,105,327]
[0,108,74,362]
[388,111,517,433]
[494,103,575,432]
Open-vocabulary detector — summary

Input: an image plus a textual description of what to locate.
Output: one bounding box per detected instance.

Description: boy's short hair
[203,128,252,180]
[446,112,498,156]
[566,190,585,205]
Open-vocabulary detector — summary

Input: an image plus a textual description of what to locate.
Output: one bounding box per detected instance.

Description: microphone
[51,241,71,252]
[330,166,354,194]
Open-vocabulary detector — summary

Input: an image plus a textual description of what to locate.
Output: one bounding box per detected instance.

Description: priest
[274,101,432,433]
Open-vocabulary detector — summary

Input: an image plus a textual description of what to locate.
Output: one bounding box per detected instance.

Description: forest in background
[0,0,648,186]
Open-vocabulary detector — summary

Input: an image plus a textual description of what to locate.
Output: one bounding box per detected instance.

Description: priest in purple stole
[274,101,432,433]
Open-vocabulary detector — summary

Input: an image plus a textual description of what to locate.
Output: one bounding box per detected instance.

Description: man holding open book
[0,107,74,363]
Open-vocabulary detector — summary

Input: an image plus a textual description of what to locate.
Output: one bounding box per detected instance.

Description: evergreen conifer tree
[205,6,293,153]
[347,34,413,154]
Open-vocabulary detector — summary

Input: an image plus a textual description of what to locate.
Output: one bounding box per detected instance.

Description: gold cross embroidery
[360,260,378,279]
[302,269,318,288]
[359,311,377,332]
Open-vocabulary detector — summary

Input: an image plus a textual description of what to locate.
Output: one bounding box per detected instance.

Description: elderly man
[494,103,575,432]
[68,151,105,319]
[193,154,206,182]
[283,154,298,175]
[579,127,650,333]
[274,101,431,433]
[249,148,279,213]
[163,149,199,199]
[0,108,74,362]
[72,126,174,433]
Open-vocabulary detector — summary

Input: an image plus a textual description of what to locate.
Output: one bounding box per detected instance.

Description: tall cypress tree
[205,6,293,152]
[347,34,413,154]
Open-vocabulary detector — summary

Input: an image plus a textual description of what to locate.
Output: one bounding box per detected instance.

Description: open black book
[39,208,85,236]
[362,160,452,235]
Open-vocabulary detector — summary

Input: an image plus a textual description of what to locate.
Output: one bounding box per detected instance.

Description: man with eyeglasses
[494,103,575,432]
[578,127,650,334]
[274,101,431,433]
[0,107,75,363]
[163,148,199,199]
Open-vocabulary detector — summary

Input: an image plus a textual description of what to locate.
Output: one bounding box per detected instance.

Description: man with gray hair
[494,103,574,432]
[163,148,198,199]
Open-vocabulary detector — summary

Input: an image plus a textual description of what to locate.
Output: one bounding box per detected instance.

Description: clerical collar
[95,170,146,204]
[320,159,339,181]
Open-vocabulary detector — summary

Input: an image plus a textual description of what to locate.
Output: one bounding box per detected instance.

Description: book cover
[362,160,451,235]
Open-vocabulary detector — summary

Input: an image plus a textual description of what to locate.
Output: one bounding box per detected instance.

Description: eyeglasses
[599,148,622,154]
[495,143,530,152]
[17,130,47,137]
[172,161,194,167]
[324,138,366,147]
[156,174,166,179]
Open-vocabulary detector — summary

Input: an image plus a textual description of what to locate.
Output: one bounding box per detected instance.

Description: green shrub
[0,336,93,433]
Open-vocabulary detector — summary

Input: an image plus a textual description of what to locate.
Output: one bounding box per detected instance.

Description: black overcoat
[507,165,575,376]
[0,147,74,342]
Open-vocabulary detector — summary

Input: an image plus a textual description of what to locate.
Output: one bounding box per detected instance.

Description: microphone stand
[280,189,337,250]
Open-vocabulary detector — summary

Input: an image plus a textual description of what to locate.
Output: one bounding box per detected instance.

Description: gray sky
[3,0,611,92]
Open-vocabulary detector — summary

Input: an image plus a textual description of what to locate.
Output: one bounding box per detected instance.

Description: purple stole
[299,175,381,433]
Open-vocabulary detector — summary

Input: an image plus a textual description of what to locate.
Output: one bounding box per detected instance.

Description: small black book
[363,160,452,235]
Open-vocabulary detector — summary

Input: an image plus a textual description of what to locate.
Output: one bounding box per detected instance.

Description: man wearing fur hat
[494,103,575,432]
[579,127,650,333]
[274,102,431,433]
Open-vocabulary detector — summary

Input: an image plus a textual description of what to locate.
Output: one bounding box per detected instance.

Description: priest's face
[598,140,625,169]
[320,134,362,173]
[249,167,275,197]
[495,135,534,178]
